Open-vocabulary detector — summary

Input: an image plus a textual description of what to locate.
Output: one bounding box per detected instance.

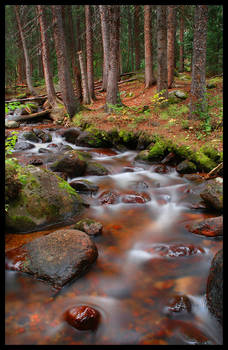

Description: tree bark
[105,5,122,113]
[144,5,155,88]
[179,5,184,72]
[37,5,57,108]
[14,5,37,96]
[167,5,176,88]
[52,5,80,117]
[85,5,95,100]
[157,6,168,99]
[189,5,208,119]
[134,5,140,70]
[78,51,91,105]
[99,5,110,91]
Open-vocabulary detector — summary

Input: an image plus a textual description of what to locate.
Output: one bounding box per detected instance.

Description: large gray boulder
[5,161,84,233]
[6,229,98,288]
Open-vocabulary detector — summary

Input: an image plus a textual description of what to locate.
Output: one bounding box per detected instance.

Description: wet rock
[22,131,40,143]
[99,191,119,205]
[65,305,100,330]
[206,249,223,325]
[69,179,99,193]
[59,144,73,152]
[14,141,35,151]
[27,157,43,166]
[153,164,168,174]
[74,218,103,236]
[49,154,87,178]
[200,178,223,213]
[5,164,84,233]
[38,148,52,153]
[6,229,98,288]
[186,216,223,237]
[121,194,147,204]
[32,128,52,143]
[85,161,109,176]
[166,295,192,314]
[60,127,82,144]
[176,159,197,174]
[149,243,205,258]
[5,120,20,129]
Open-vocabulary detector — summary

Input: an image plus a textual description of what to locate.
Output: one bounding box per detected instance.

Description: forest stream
[5,125,223,345]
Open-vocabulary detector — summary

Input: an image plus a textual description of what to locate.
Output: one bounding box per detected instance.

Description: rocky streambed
[5,123,223,345]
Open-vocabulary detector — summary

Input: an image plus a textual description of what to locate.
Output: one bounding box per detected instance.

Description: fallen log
[13,109,52,122]
[5,96,46,104]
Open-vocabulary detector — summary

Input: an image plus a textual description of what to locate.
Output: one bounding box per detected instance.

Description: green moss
[7,215,35,231]
[190,151,216,172]
[148,140,168,161]
[200,145,221,162]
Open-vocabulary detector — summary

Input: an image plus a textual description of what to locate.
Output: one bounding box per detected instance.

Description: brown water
[5,130,223,345]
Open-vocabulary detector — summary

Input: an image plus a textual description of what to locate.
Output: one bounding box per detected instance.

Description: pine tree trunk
[78,51,91,105]
[134,5,140,70]
[37,5,57,108]
[14,5,37,96]
[189,5,208,119]
[167,5,176,88]
[157,6,168,98]
[179,5,184,72]
[52,5,80,117]
[144,5,155,88]
[85,5,95,100]
[99,5,110,91]
[105,5,121,113]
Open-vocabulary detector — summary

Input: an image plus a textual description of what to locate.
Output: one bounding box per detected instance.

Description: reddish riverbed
[5,128,223,345]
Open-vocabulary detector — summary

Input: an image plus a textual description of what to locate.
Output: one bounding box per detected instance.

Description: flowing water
[5,127,223,345]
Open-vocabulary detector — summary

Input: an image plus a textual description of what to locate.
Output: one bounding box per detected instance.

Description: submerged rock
[65,305,100,330]
[165,295,192,314]
[6,229,98,288]
[85,161,109,176]
[206,249,223,325]
[69,179,99,193]
[5,161,84,233]
[186,216,223,237]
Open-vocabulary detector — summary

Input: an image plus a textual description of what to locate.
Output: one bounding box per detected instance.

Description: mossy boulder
[69,179,99,193]
[176,159,197,174]
[85,161,109,176]
[5,162,84,233]
[118,130,138,149]
[60,127,82,144]
[148,140,168,161]
[76,127,111,148]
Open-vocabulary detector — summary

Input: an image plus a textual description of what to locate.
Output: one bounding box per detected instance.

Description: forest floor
[77,72,223,152]
[6,72,223,152]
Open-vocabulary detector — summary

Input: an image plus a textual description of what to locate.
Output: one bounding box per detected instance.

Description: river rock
[99,191,119,205]
[186,216,223,237]
[65,305,100,330]
[14,141,35,151]
[60,127,82,144]
[69,179,99,193]
[32,128,52,143]
[22,131,41,143]
[5,229,98,288]
[148,243,205,258]
[5,162,84,233]
[74,218,103,236]
[5,120,20,129]
[76,130,108,148]
[200,177,223,212]
[165,295,192,314]
[85,161,109,176]
[176,159,197,174]
[206,249,223,325]
[49,153,87,178]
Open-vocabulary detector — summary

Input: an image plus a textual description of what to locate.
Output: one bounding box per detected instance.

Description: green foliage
[5,131,19,156]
